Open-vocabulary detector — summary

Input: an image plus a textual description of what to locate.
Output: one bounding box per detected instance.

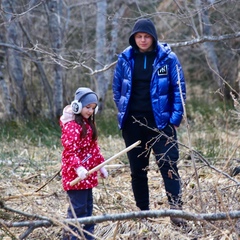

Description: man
[112,18,186,226]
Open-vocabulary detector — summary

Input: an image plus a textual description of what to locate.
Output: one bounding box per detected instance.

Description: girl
[60,87,108,240]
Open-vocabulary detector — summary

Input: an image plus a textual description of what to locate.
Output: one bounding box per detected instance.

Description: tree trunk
[0,70,11,118]
[102,4,126,109]
[0,30,10,118]
[198,0,223,95]
[2,0,28,116]
[95,1,126,112]
[94,0,107,112]
[45,0,63,118]
[18,22,54,117]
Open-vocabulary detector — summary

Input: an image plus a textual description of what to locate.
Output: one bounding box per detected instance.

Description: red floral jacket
[60,109,105,191]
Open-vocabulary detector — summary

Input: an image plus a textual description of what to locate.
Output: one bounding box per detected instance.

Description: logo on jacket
[157,65,168,75]
[82,154,92,163]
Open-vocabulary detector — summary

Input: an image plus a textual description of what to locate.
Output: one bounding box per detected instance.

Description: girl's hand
[76,166,88,179]
[100,167,108,179]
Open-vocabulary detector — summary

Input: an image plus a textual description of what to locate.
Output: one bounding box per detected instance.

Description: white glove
[100,167,108,179]
[76,166,88,179]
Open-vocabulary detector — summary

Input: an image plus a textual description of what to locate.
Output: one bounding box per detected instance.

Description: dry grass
[0,128,240,239]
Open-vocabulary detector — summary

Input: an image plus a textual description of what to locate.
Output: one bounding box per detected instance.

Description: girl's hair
[75,114,98,141]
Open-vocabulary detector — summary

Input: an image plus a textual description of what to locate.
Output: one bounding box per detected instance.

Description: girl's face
[134,32,154,52]
[81,103,97,119]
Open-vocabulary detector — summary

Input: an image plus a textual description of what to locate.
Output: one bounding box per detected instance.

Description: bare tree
[0,0,240,118]
[0,31,10,117]
[45,0,64,118]
[94,0,107,111]
[156,0,240,98]
[196,0,223,95]
[2,0,28,116]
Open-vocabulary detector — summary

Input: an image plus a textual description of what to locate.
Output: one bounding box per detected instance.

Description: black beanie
[129,18,158,50]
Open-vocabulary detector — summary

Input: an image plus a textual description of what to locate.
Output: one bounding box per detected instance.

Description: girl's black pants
[63,189,94,240]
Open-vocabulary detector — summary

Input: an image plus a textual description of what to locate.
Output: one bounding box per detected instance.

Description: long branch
[1,209,240,228]
[0,31,239,73]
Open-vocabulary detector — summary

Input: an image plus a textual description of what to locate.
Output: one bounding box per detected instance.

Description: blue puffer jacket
[112,42,186,130]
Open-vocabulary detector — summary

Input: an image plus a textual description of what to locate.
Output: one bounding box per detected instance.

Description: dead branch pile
[0,125,240,240]
[0,146,240,240]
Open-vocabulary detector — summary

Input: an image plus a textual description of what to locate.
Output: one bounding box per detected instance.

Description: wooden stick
[70,140,141,186]
[35,169,61,192]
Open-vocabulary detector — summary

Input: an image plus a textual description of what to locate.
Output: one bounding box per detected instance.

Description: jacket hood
[129,18,158,50]
[60,105,75,124]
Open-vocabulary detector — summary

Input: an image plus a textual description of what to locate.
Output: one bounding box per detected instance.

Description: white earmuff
[71,91,98,115]
[71,100,82,114]
[94,105,99,114]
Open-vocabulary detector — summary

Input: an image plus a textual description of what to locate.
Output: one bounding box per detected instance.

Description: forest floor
[0,130,240,240]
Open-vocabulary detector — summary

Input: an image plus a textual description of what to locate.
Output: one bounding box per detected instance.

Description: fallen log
[1,209,240,239]
[1,209,240,227]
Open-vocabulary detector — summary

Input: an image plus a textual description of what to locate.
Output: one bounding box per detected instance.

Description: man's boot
[170,205,187,227]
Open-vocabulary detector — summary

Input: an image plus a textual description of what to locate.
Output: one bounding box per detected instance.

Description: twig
[192,150,240,185]
[0,221,18,239]
[176,64,205,211]
[35,169,61,192]
[19,225,36,240]
[112,220,120,240]
[2,193,51,201]
[1,203,50,221]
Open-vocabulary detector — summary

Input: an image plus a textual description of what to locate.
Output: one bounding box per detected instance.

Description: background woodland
[0,1,240,239]
[0,0,239,119]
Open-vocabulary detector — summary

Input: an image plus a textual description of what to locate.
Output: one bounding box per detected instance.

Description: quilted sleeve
[168,52,186,127]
